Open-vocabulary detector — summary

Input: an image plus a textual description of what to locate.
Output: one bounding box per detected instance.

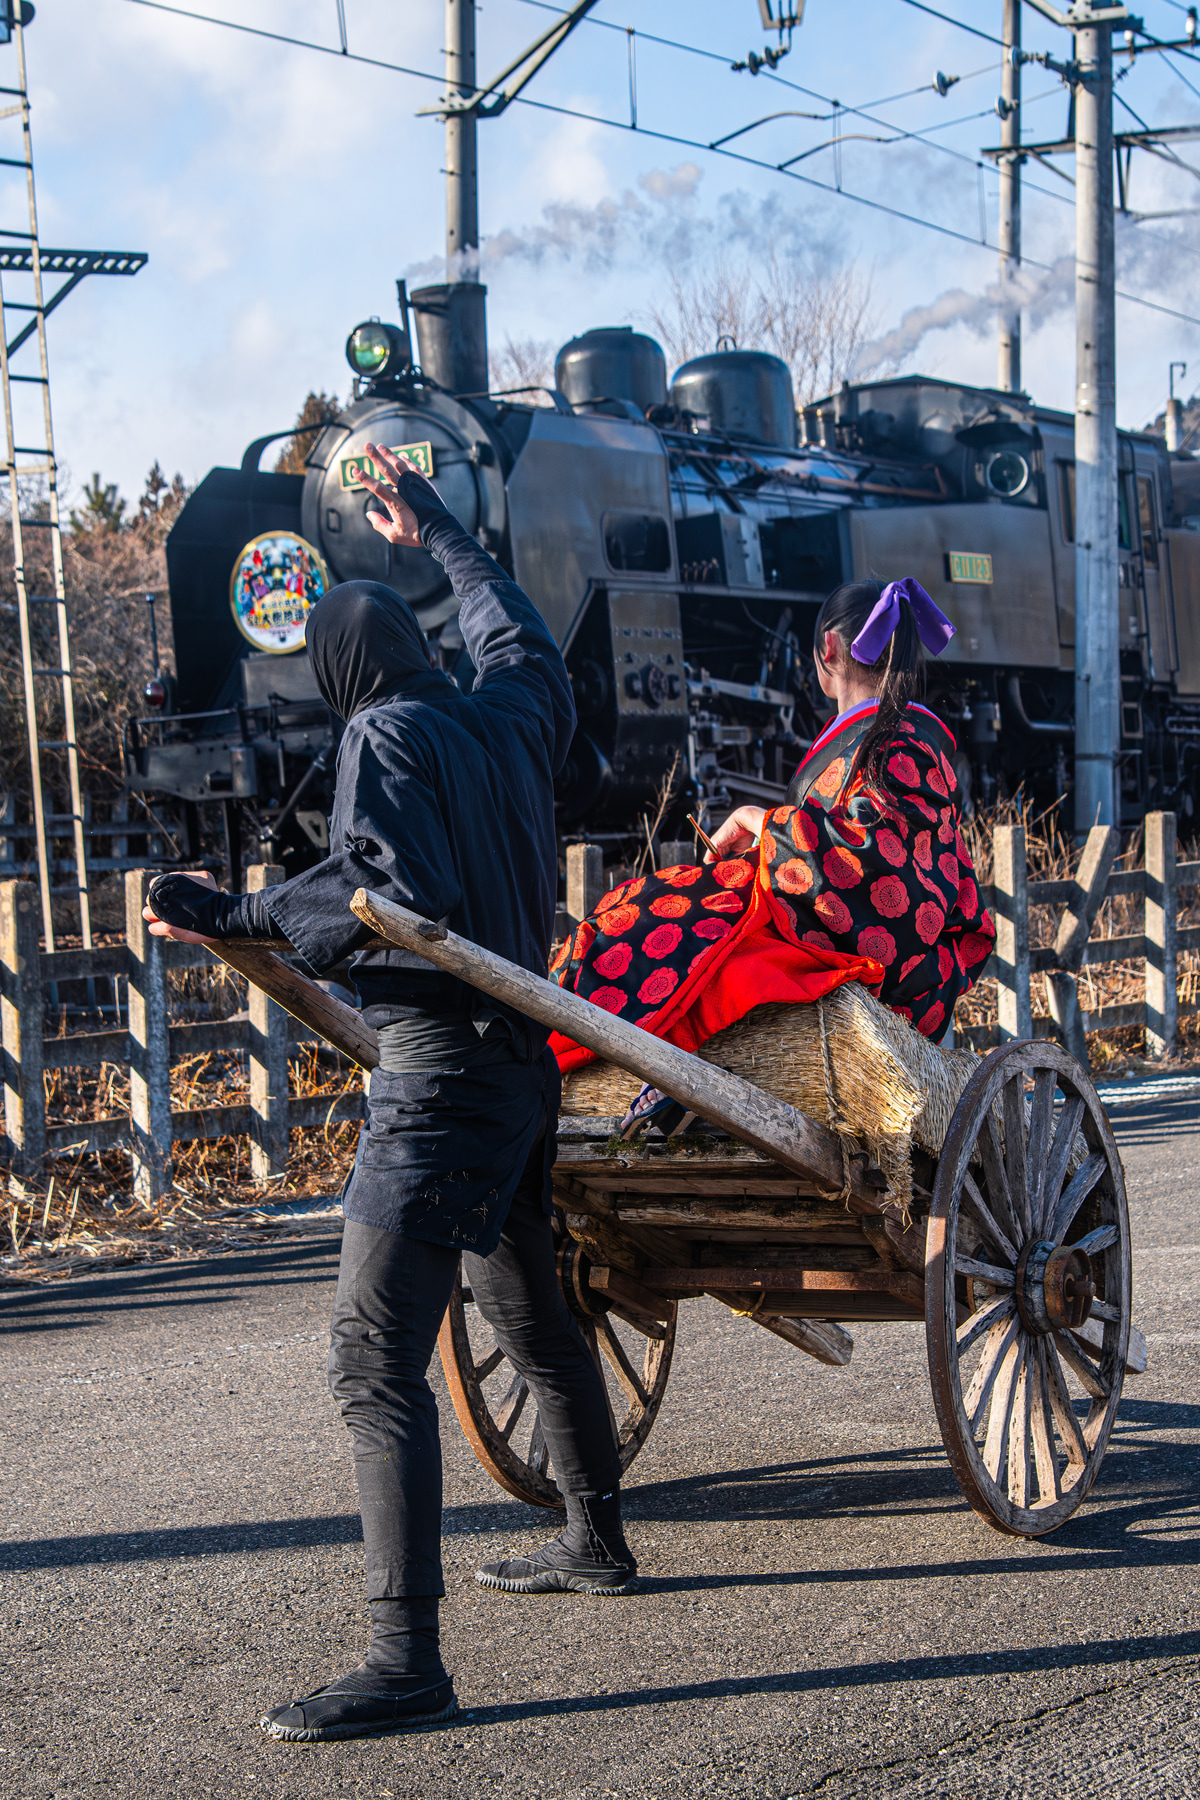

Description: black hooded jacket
[259,471,575,1025]
[148,469,575,1253]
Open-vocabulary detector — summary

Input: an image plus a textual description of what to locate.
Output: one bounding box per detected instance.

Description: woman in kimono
[548,579,993,1100]
[705,576,994,1038]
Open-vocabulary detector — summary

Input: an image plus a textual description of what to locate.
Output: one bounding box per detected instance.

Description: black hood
[306,581,434,720]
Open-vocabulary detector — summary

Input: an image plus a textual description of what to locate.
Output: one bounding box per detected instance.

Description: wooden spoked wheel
[927,1039,1131,1538]
[437,1245,677,1509]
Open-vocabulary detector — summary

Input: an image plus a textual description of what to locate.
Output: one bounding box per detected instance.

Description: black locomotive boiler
[125,277,1200,881]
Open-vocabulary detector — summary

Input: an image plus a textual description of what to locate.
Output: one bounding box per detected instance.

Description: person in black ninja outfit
[145,446,634,1743]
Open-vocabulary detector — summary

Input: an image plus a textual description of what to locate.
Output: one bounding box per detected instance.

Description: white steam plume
[405,163,705,283]
[856,257,1074,372]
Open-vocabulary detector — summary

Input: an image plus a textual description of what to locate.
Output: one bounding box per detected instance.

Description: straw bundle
[560,984,982,1211]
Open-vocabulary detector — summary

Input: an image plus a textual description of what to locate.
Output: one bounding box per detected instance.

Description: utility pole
[989,3,1190,830]
[1072,7,1118,833]
[414,1,598,391]
[445,0,478,277]
[997,0,1022,391]
[1167,361,1187,452]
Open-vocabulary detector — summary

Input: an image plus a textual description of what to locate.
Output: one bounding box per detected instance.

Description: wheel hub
[556,1240,612,1321]
[1014,1238,1096,1335]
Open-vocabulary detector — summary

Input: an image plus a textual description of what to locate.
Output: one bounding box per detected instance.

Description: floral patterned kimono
[549,701,994,1075]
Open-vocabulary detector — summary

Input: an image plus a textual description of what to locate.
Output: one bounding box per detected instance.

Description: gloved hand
[144,872,281,942]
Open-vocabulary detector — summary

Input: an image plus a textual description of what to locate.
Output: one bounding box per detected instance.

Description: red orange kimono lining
[549,703,995,1076]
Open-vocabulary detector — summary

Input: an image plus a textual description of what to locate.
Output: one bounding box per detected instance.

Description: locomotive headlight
[346,320,410,380]
[986,449,1030,497]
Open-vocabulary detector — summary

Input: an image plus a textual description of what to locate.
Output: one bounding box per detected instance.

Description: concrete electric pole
[991,4,1198,831]
[1167,361,1187,452]
[414,1,598,392]
[445,0,479,277]
[1071,7,1118,833]
[997,0,1022,392]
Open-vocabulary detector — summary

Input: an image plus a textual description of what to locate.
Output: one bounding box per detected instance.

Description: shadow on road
[1109,1097,1200,1150]
[0,1236,342,1337]
[453,1630,1200,1728]
[4,1436,1194,1576]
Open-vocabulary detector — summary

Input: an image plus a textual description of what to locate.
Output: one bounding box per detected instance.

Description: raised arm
[358,444,576,769]
[144,728,460,973]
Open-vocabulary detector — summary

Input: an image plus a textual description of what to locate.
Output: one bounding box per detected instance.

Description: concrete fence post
[1145,810,1178,1060]
[247,863,289,1180]
[566,843,604,924]
[993,824,1031,1042]
[126,869,172,1204]
[1,879,45,1190]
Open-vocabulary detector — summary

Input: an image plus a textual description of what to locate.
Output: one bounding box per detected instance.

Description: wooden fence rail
[1,867,364,1200]
[969,811,1198,1060]
[3,820,1197,1201]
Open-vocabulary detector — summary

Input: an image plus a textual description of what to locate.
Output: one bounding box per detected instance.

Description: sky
[9,0,1200,505]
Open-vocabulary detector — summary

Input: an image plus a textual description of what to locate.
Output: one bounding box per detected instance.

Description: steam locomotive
[125,277,1200,880]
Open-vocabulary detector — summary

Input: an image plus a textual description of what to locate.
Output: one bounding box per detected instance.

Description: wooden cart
[229,898,1135,1543]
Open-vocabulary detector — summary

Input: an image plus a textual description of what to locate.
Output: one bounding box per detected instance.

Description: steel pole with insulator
[997,0,1022,392]
[1073,8,1118,832]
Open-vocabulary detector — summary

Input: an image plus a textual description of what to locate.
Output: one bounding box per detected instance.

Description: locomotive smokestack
[416,1,489,395]
[411,282,489,395]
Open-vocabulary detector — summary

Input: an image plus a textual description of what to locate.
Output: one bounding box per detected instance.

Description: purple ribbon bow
[849,576,956,665]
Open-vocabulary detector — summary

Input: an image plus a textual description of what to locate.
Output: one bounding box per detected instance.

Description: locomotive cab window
[1058,461,1134,549]
[1137,476,1159,565]
[1058,461,1073,542]
[602,511,672,573]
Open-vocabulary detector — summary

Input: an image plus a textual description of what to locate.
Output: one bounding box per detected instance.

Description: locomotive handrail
[239,421,327,476]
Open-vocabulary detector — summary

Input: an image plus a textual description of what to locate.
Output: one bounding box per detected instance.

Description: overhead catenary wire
[122,0,441,83]
[115,0,1200,332]
[511,0,1200,250]
[893,0,1005,45]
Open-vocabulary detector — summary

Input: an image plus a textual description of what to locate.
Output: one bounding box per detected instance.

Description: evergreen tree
[275,391,341,474]
[69,471,126,535]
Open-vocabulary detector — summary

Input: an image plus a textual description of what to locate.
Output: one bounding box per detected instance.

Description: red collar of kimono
[792,699,948,788]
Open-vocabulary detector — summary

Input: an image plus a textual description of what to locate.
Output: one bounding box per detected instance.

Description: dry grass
[3,958,361,1282]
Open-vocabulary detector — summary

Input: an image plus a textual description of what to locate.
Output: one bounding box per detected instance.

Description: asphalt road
[2,1096,1198,1800]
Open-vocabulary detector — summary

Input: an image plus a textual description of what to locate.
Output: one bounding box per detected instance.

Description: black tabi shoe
[259,1672,458,1742]
[476,1532,638,1597]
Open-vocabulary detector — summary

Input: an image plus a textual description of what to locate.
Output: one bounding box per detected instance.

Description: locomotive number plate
[339,441,434,490]
[947,550,993,583]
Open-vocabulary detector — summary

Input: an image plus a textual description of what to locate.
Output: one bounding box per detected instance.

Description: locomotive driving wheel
[926,1040,1131,1537]
[438,1236,676,1509]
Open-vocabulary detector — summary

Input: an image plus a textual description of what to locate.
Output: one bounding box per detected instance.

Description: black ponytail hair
[813,579,925,794]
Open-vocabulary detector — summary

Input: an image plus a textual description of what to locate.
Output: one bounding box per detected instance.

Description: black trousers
[327,1148,622,1599]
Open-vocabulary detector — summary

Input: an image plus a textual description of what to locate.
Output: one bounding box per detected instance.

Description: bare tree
[648,257,762,369]
[488,336,558,404]
[756,249,879,405]
[0,465,189,812]
[649,246,879,405]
